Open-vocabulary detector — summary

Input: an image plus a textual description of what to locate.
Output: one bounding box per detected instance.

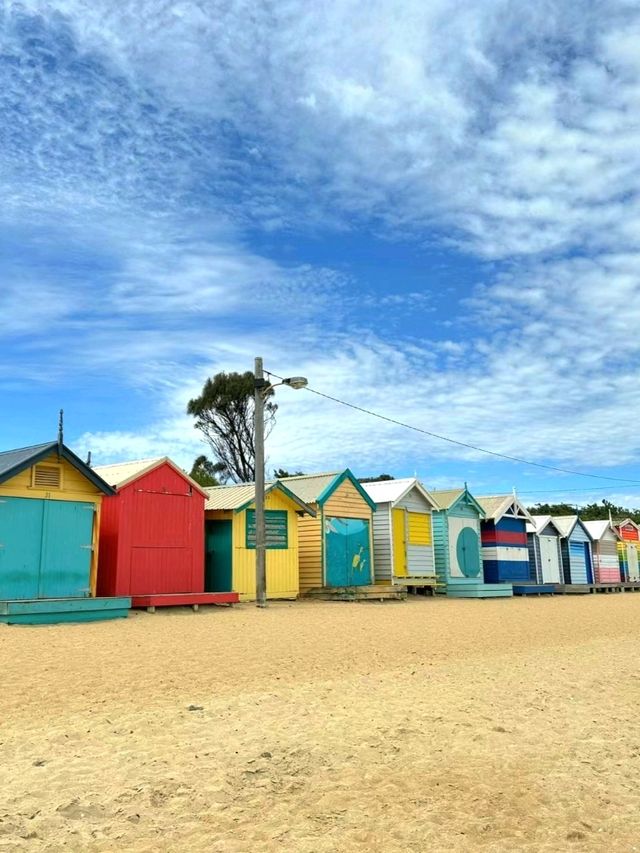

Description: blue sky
[2,0,640,506]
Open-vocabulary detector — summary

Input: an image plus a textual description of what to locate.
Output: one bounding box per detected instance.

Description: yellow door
[392,508,407,576]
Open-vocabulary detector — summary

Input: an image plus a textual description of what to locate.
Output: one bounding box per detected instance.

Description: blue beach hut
[553,516,594,586]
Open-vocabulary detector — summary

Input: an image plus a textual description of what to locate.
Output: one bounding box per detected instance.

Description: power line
[265,368,640,486]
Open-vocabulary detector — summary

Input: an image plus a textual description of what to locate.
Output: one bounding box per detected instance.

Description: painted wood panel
[392,508,407,577]
[324,479,372,519]
[371,505,393,581]
[298,512,323,592]
[0,452,103,500]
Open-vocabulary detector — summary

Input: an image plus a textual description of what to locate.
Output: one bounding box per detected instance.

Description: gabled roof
[361,477,439,510]
[429,487,485,517]
[476,494,533,524]
[526,514,562,536]
[0,441,115,495]
[282,469,377,511]
[204,481,316,516]
[614,517,640,532]
[93,457,208,497]
[552,515,592,540]
[583,520,620,541]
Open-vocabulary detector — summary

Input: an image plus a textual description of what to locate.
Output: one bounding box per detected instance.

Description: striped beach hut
[0,440,130,624]
[362,477,438,590]
[283,471,377,594]
[614,518,640,582]
[526,515,563,585]
[477,494,533,584]
[430,487,513,598]
[204,481,315,601]
[553,516,594,585]
[583,520,622,584]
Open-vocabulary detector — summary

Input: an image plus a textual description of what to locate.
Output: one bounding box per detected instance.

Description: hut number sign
[246,509,288,549]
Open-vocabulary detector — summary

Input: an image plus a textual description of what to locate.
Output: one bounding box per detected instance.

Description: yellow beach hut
[204,481,315,601]
[0,439,131,624]
[282,470,380,595]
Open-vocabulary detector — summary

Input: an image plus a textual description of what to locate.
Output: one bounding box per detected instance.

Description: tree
[187,371,277,483]
[358,474,395,483]
[527,498,640,524]
[189,455,224,487]
[273,468,305,479]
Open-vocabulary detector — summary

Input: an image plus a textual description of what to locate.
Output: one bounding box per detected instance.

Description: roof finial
[86,450,92,467]
[57,409,64,455]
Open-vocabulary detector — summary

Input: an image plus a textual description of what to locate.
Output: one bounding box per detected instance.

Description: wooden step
[0,596,131,625]
[301,584,407,601]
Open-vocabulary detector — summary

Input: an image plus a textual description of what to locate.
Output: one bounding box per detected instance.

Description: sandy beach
[2,595,640,852]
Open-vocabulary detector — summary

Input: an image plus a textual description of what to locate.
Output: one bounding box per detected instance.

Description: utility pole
[254,356,267,608]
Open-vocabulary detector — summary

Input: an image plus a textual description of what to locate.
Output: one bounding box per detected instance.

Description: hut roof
[361,477,438,509]
[429,487,485,516]
[204,481,315,516]
[552,515,592,539]
[526,514,561,535]
[476,494,533,523]
[583,520,619,541]
[0,440,115,494]
[93,457,208,496]
[282,470,376,510]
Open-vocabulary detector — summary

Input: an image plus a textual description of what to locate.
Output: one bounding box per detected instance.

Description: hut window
[32,464,62,489]
[245,510,288,549]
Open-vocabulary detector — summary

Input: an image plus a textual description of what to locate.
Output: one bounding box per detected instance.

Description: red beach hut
[95,457,238,610]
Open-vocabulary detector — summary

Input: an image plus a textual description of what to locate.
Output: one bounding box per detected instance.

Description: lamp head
[283,376,308,390]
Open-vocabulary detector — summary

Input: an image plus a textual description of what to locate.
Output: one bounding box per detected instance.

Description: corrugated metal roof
[583,520,617,541]
[361,477,438,509]
[552,515,579,537]
[93,457,208,496]
[277,472,341,505]
[0,441,116,494]
[428,488,465,510]
[204,481,316,515]
[204,483,258,510]
[476,494,533,523]
[0,442,55,481]
[93,458,166,487]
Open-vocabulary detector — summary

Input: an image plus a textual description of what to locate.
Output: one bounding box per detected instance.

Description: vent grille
[33,464,62,488]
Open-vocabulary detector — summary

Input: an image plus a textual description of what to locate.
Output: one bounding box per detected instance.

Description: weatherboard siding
[372,504,393,581]
[481,518,530,583]
[431,511,450,588]
[591,533,621,583]
[298,510,323,592]
[560,523,593,584]
[324,479,372,519]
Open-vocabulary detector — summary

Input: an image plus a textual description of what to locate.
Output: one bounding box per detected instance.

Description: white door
[539,536,561,583]
[628,544,639,582]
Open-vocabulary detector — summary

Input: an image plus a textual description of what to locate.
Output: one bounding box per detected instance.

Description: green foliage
[527,498,640,524]
[273,468,305,478]
[189,455,224,487]
[187,371,277,483]
[358,474,395,483]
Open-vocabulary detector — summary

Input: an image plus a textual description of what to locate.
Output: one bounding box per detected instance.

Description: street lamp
[254,357,307,608]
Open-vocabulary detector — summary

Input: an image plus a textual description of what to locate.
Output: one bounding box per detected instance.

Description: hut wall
[592,530,621,583]
[298,509,323,592]
[396,491,434,577]
[481,517,530,583]
[323,480,374,585]
[372,504,393,581]
[431,511,449,589]
[0,453,104,597]
[565,524,593,584]
[527,533,540,583]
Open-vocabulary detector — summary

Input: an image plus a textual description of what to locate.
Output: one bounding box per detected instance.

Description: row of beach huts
[1,439,639,624]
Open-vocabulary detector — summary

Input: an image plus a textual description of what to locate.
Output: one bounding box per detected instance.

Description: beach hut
[430,487,513,597]
[204,480,315,601]
[282,471,378,595]
[553,516,594,585]
[477,494,533,585]
[95,457,237,610]
[361,478,438,590]
[526,515,564,585]
[0,440,130,624]
[582,520,622,584]
[614,518,640,582]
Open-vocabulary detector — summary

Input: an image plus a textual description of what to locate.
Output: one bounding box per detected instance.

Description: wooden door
[392,508,407,577]
[39,500,94,598]
[325,517,371,586]
[538,535,561,583]
[205,521,233,592]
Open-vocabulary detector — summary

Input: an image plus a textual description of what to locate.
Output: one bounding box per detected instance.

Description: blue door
[0,497,43,599]
[584,542,594,584]
[205,520,233,592]
[40,501,95,598]
[325,517,371,587]
[457,526,481,578]
[0,497,94,600]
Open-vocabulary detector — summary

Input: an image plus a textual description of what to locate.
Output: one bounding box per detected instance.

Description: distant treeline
[527,499,640,524]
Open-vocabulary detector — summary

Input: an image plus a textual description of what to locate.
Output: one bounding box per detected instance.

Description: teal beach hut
[430,487,513,598]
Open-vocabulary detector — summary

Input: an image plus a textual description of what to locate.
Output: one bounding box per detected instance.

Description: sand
[1,595,640,852]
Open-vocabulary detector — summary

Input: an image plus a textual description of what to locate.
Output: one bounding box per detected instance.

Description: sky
[2,0,640,507]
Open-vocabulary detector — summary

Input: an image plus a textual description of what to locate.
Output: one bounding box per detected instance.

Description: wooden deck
[0,596,131,625]
[512,584,556,596]
[555,583,640,595]
[301,584,408,601]
[131,592,239,611]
